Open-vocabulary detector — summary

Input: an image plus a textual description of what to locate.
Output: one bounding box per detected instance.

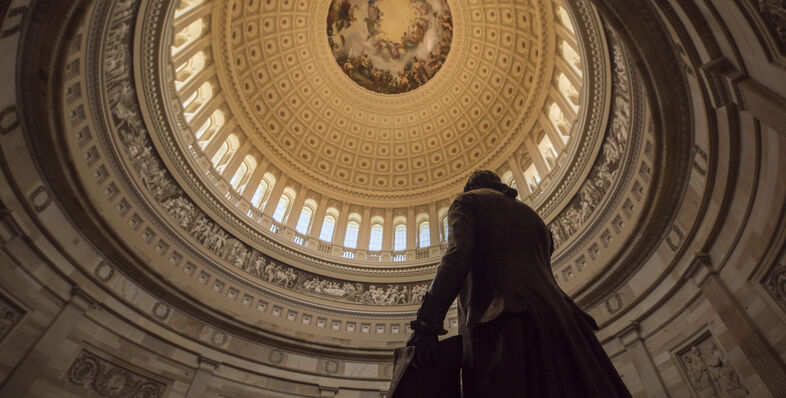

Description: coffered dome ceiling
[146,0,618,276]
[12,0,669,364]
[130,0,630,286]
[172,0,580,199]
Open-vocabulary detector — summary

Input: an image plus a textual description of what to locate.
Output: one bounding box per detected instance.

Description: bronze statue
[393,170,632,397]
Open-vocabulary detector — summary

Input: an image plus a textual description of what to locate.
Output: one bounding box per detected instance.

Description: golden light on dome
[157,0,601,266]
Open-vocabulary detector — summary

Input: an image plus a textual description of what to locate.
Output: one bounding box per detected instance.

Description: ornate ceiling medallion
[327,0,453,94]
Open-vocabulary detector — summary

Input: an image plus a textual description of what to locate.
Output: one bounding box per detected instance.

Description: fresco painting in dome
[327,0,453,94]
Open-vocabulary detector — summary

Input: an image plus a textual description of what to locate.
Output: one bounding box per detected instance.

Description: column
[689,253,786,396]
[185,357,219,398]
[172,3,212,35]
[309,195,329,240]
[220,141,252,179]
[616,322,670,398]
[382,208,394,251]
[552,87,577,120]
[241,158,270,202]
[507,157,528,196]
[285,184,307,230]
[406,207,416,249]
[262,174,288,216]
[428,202,440,246]
[187,88,220,132]
[735,78,786,136]
[202,119,236,160]
[524,136,549,178]
[332,202,351,246]
[0,288,95,397]
[171,34,211,70]
[540,117,566,151]
[357,207,372,250]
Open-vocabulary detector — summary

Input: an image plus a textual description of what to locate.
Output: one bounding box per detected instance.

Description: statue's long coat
[428,188,631,397]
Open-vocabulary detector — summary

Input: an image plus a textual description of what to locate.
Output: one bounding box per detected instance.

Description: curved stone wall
[0,0,785,397]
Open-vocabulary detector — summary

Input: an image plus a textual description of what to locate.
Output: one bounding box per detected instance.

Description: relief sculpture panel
[0,290,24,344]
[675,332,749,398]
[67,349,167,398]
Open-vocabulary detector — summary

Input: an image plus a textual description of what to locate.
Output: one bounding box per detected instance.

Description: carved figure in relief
[411,284,428,304]
[678,336,749,397]
[549,224,565,248]
[757,0,786,43]
[707,343,749,396]
[206,225,227,253]
[251,257,265,277]
[234,248,249,269]
[0,308,16,338]
[162,196,194,228]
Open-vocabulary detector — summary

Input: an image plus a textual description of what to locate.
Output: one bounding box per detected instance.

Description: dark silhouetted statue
[390,170,632,398]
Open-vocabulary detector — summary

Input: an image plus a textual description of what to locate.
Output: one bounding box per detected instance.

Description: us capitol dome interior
[1,0,786,396]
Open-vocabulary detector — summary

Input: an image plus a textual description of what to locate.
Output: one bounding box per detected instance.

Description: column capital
[69,287,97,312]
[616,321,641,347]
[682,252,714,286]
[198,356,220,372]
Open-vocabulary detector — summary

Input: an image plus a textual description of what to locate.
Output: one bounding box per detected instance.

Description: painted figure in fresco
[327,0,453,94]
[400,170,632,397]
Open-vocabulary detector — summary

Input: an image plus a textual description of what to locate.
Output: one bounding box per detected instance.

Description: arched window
[557,6,575,33]
[538,135,558,170]
[272,194,291,223]
[368,223,383,251]
[295,206,313,235]
[250,180,268,208]
[319,214,336,242]
[393,224,407,251]
[559,41,582,76]
[172,19,205,54]
[558,73,580,110]
[195,109,224,148]
[211,142,229,169]
[344,220,360,249]
[175,51,206,90]
[442,216,449,242]
[230,155,256,194]
[524,164,541,193]
[212,133,238,173]
[175,0,205,18]
[183,81,213,121]
[418,221,430,248]
[548,103,570,143]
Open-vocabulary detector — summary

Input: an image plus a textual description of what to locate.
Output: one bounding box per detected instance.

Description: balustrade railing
[194,152,450,265]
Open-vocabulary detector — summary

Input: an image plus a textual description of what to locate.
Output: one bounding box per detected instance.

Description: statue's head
[463,170,518,199]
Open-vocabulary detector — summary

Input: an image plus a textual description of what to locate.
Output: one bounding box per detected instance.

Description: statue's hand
[406,329,438,369]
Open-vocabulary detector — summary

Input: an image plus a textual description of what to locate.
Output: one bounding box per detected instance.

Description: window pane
[394,224,407,251]
[211,142,228,167]
[250,181,268,208]
[272,195,290,223]
[442,217,449,242]
[295,207,312,235]
[230,163,247,190]
[368,224,383,251]
[319,216,336,242]
[418,221,430,248]
[344,221,359,249]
